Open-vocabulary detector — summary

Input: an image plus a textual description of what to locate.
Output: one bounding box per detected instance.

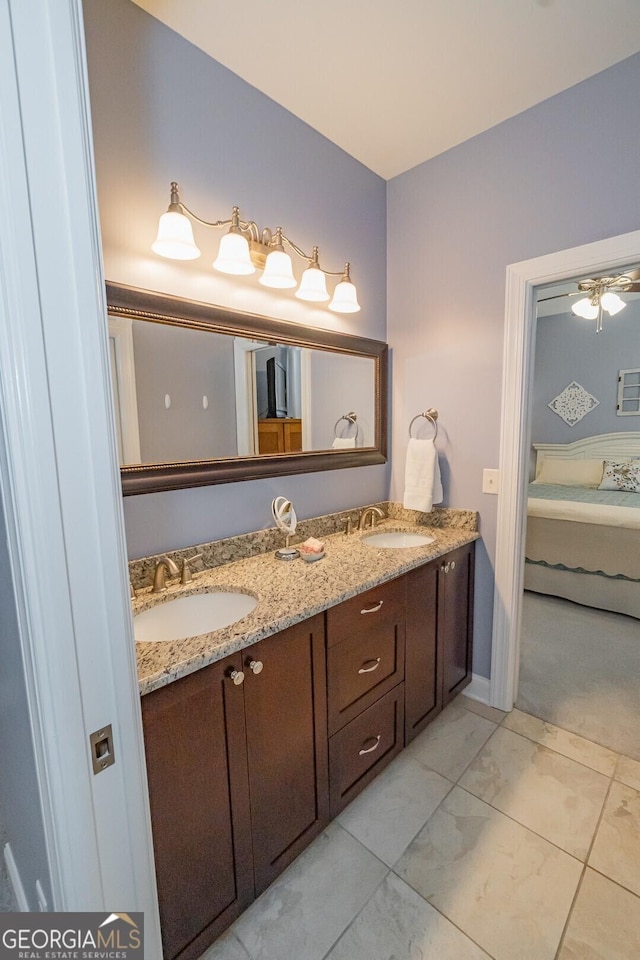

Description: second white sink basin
[363,531,435,549]
[134,591,257,642]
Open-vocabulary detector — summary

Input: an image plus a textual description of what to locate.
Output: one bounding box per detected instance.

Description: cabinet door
[440,542,475,706]
[404,560,441,743]
[142,658,253,960]
[242,614,329,894]
[283,418,302,452]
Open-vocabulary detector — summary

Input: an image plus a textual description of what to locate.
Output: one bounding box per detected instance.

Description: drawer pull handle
[359,735,381,756]
[358,658,381,674]
[361,600,384,615]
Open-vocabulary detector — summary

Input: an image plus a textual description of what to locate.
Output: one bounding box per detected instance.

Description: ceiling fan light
[296,264,329,302]
[213,231,255,275]
[260,249,297,288]
[152,210,201,260]
[600,291,626,316]
[571,297,599,320]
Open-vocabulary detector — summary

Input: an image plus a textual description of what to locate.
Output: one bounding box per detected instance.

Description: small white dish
[300,550,325,563]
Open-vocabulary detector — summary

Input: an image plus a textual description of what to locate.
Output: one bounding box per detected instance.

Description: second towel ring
[408,408,438,440]
[334,412,359,440]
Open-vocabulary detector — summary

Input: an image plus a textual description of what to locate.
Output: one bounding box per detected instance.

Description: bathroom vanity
[135,522,476,960]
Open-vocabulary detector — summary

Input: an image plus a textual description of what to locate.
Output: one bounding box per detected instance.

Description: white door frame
[490,228,640,711]
[0,0,160,948]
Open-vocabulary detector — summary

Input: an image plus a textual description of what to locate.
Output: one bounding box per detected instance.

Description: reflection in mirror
[108,319,376,464]
[106,283,387,494]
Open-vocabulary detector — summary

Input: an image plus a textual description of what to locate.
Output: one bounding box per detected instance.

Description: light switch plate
[482,468,500,494]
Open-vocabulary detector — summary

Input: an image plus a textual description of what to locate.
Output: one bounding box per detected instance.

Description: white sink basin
[134,591,257,642]
[363,531,435,549]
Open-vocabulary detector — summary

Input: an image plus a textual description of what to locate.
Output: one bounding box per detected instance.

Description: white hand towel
[332,437,356,448]
[403,438,443,513]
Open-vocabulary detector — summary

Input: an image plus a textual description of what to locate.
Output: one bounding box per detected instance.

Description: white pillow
[598,460,640,493]
[533,457,604,488]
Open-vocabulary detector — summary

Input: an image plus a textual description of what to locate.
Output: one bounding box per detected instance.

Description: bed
[524,432,640,619]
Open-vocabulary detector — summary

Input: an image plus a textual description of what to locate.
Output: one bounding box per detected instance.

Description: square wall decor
[548,381,599,426]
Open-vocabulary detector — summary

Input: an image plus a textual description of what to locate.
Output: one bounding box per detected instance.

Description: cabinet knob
[441,562,450,574]
[248,659,263,675]
[228,668,245,686]
[360,599,384,615]
[358,734,381,756]
[450,560,456,571]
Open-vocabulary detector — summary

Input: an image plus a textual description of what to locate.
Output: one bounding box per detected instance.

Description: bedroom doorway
[490,228,640,714]
[516,290,640,757]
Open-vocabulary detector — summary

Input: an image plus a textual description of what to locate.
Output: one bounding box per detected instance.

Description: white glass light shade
[572,297,599,320]
[213,231,255,275]
[260,249,297,288]
[152,211,201,260]
[295,265,329,302]
[600,292,626,316]
[329,279,361,313]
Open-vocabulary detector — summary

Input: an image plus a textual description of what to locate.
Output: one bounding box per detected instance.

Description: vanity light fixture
[152,182,361,314]
[571,275,632,332]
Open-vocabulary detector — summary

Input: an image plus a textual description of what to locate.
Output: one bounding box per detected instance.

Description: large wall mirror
[106,283,388,494]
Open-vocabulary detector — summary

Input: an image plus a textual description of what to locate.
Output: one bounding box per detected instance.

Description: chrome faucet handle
[152,556,180,593]
[180,553,203,585]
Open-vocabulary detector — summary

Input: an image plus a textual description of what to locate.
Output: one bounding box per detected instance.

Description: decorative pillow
[533,458,604,488]
[598,460,640,493]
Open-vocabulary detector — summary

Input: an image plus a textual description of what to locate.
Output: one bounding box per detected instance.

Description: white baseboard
[464,673,491,705]
[4,842,29,911]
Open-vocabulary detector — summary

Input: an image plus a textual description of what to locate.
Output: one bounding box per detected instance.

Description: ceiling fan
[537,268,640,332]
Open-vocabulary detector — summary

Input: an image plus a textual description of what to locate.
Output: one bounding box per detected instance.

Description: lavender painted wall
[387,53,640,678]
[532,301,640,444]
[83,0,387,558]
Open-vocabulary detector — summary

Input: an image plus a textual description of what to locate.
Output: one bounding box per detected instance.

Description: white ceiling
[131,0,640,179]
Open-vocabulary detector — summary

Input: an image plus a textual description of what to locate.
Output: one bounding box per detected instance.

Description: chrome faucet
[358,505,385,531]
[152,556,180,593]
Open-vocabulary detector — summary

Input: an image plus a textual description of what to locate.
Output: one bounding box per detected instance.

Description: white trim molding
[464,674,491,706]
[491,229,640,711]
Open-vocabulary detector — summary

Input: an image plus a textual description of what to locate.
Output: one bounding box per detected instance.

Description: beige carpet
[517,592,640,761]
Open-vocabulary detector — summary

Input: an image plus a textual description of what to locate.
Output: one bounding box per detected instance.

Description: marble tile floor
[202,694,640,960]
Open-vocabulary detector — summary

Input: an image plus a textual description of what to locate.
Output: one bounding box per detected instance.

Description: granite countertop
[135,519,479,696]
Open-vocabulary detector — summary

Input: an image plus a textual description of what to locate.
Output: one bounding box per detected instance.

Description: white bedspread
[527,497,640,530]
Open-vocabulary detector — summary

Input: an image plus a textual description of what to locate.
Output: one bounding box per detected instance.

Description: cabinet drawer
[326,577,405,649]
[327,618,404,735]
[329,684,404,816]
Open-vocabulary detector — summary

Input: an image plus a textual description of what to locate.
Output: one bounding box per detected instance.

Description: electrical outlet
[36,879,48,912]
[482,468,500,494]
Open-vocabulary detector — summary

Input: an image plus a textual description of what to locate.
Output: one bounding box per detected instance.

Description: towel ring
[408,408,438,440]
[334,411,359,440]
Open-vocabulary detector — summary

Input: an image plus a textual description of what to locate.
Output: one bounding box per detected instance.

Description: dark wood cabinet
[142,614,329,960]
[142,540,475,957]
[141,658,253,960]
[326,577,405,735]
[242,615,329,894]
[404,541,475,742]
[440,542,475,706]
[404,560,440,742]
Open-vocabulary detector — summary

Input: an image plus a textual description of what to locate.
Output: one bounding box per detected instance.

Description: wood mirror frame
[106,282,388,495]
